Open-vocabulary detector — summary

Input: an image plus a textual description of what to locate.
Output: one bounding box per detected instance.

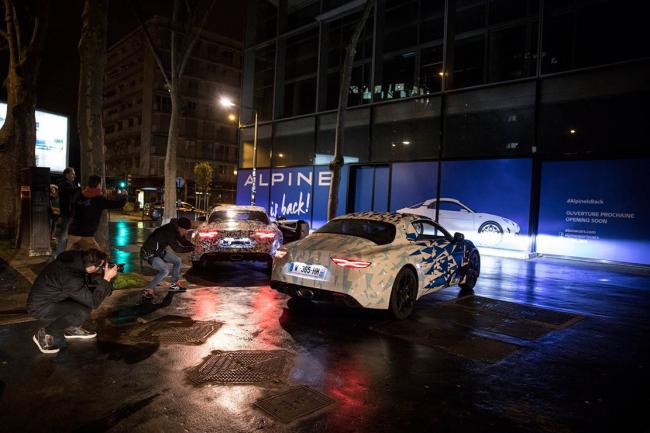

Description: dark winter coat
[57,179,79,219]
[68,192,126,237]
[141,222,194,262]
[26,251,112,315]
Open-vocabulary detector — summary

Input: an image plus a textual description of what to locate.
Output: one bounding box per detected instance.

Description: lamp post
[219,97,258,206]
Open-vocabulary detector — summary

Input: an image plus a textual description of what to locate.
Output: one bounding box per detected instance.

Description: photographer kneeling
[26,248,117,354]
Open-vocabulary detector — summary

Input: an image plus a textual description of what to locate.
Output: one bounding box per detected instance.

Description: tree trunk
[163,86,180,222]
[0,0,50,243]
[77,0,109,249]
[327,0,375,221]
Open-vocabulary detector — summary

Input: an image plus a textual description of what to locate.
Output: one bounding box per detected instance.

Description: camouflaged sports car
[191,205,283,272]
[270,212,480,319]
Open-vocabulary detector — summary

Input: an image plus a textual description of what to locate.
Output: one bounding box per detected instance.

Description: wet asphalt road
[0,221,649,432]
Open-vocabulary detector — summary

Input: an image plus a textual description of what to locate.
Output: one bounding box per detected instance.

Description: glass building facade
[237,0,649,168]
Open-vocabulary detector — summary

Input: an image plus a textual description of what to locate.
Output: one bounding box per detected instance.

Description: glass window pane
[488,24,537,83]
[539,63,650,157]
[273,117,315,166]
[419,45,443,95]
[456,2,486,34]
[444,81,535,158]
[255,0,277,44]
[451,35,485,89]
[372,98,441,162]
[283,77,317,117]
[287,0,320,31]
[284,29,319,80]
[240,125,272,168]
[254,44,275,121]
[488,0,538,25]
[377,52,416,101]
[384,1,418,52]
[317,108,370,164]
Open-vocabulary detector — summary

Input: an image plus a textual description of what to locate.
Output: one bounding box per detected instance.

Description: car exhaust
[296,288,315,299]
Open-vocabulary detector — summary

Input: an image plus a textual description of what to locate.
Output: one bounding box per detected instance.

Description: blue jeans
[145,249,181,290]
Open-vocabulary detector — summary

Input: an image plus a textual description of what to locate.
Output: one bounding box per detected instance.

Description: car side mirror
[453,232,465,243]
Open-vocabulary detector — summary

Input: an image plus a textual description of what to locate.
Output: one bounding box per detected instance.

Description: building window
[254,44,275,121]
[383,1,418,53]
[419,45,443,95]
[420,0,445,44]
[255,0,277,43]
[372,98,440,162]
[240,125,271,168]
[488,24,537,83]
[316,108,370,165]
[444,81,535,158]
[272,117,315,167]
[287,0,320,32]
[450,35,485,89]
[377,51,416,101]
[283,78,317,118]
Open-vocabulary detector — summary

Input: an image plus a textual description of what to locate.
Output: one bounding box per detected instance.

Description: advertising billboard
[392,159,532,251]
[0,102,68,173]
[537,159,650,265]
[236,165,349,230]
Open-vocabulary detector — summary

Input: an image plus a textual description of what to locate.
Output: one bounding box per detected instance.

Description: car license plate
[288,262,327,280]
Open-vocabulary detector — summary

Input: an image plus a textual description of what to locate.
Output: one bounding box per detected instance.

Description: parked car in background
[144,201,207,221]
[398,198,520,247]
[271,211,480,319]
[191,205,283,272]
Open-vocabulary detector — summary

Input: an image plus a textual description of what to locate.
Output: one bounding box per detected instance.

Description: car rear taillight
[255,231,276,240]
[198,231,219,239]
[275,249,288,259]
[331,257,371,268]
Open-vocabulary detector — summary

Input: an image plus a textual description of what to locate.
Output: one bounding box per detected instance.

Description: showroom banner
[236,166,349,229]
[391,159,532,251]
[537,159,650,265]
[235,168,271,211]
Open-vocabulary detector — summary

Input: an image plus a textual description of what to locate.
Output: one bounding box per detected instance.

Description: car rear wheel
[460,251,480,290]
[478,221,503,246]
[389,268,418,320]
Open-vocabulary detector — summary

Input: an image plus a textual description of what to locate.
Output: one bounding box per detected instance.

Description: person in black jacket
[67,174,127,250]
[141,217,194,300]
[26,248,118,354]
[53,167,80,257]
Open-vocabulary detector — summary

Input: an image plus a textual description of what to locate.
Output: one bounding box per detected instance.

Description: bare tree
[135,0,216,223]
[77,0,109,249]
[327,0,376,221]
[0,0,49,243]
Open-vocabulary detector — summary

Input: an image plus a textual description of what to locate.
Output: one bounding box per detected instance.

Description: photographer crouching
[26,248,118,354]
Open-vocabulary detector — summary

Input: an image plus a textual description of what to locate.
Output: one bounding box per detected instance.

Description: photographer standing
[67,174,127,250]
[53,167,80,257]
[26,248,117,354]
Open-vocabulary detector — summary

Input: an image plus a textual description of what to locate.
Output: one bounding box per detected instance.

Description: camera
[104,262,125,273]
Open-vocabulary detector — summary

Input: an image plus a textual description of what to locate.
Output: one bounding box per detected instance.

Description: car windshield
[208,210,269,224]
[316,219,396,245]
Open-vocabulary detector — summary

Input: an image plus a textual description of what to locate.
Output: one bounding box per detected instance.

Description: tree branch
[178,0,215,79]
[130,0,171,88]
[3,0,18,65]
[11,2,20,52]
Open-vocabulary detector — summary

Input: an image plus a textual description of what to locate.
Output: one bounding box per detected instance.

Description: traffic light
[118,180,126,189]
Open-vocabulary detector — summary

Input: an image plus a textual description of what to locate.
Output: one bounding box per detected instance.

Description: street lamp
[219,96,258,206]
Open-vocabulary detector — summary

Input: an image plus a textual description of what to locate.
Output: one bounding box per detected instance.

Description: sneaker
[33,328,60,354]
[64,327,97,340]
[169,283,186,292]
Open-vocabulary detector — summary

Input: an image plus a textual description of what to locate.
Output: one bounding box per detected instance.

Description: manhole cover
[128,316,221,345]
[190,350,293,385]
[255,385,336,423]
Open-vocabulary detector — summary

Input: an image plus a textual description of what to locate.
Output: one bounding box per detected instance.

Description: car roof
[208,204,268,214]
[333,211,432,225]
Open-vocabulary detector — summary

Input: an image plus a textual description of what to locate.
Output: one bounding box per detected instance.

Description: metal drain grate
[255,386,336,423]
[190,350,293,385]
[128,316,221,345]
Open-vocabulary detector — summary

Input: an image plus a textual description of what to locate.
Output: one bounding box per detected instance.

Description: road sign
[176,176,185,188]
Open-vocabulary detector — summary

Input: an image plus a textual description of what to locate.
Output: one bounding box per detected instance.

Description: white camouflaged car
[271,212,480,319]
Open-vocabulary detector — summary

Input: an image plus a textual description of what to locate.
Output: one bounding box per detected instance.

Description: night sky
[2,0,245,172]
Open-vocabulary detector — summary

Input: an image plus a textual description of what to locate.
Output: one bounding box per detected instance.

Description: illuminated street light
[219,96,258,205]
[228,113,236,122]
[402,141,411,145]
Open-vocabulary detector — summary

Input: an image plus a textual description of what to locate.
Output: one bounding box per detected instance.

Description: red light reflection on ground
[251,285,284,347]
[325,357,372,428]
[191,288,222,320]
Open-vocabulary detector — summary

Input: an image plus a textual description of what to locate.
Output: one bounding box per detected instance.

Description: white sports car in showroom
[271,212,480,319]
[191,205,283,272]
[397,198,520,246]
